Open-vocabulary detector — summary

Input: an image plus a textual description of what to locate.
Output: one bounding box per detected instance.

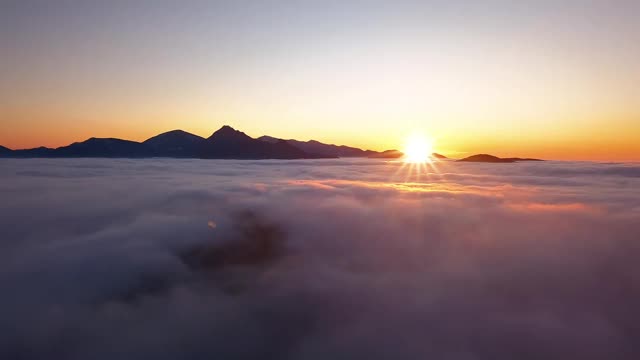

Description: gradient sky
[1,0,639,160]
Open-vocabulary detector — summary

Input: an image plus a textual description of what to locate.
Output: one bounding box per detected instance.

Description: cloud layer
[1,158,639,359]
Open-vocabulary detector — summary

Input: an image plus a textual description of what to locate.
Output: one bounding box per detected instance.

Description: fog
[1,158,639,359]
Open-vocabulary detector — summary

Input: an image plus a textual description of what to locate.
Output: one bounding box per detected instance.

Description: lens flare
[403,134,434,163]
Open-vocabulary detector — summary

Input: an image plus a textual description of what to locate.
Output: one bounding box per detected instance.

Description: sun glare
[403,134,434,163]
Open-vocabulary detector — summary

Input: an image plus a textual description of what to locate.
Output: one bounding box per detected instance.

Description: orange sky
[2,1,639,161]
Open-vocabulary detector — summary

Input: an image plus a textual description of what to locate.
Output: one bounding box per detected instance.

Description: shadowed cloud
[0,158,639,359]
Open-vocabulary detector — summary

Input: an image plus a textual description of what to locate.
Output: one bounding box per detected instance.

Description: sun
[403,133,434,163]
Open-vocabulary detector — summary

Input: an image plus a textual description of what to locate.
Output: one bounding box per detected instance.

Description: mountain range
[0,126,542,162]
[258,135,378,158]
[0,126,402,160]
[458,154,543,163]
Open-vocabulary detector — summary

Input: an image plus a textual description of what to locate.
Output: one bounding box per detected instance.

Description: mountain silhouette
[143,130,205,157]
[252,134,456,160]
[0,126,328,159]
[368,149,404,158]
[200,126,323,159]
[502,157,543,162]
[5,140,149,158]
[0,125,458,160]
[55,138,153,157]
[459,154,542,163]
[258,135,377,157]
[11,146,55,157]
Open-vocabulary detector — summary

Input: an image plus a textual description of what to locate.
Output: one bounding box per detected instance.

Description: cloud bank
[1,158,639,359]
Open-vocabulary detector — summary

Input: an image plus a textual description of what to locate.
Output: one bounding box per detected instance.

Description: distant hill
[10,146,56,157]
[54,138,153,158]
[201,126,324,159]
[4,139,150,158]
[0,145,11,154]
[143,130,205,157]
[502,157,544,162]
[208,130,453,160]
[368,150,404,158]
[258,135,437,159]
[258,135,377,157]
[459,154,542,163]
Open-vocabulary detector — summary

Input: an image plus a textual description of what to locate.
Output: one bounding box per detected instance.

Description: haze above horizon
[2,1,639,161]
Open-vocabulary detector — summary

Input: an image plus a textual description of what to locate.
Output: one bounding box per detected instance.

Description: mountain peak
[202,126,317,159]
[158,129,190,136]
[218,125,238,133]
[209,125,251,140]
[144,130,204,143]
[143,130,205,157]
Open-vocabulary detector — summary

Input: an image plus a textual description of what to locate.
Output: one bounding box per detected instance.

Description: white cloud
[0,158,639,359]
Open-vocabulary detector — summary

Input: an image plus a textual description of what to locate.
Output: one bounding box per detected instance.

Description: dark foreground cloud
[0,158,639,359]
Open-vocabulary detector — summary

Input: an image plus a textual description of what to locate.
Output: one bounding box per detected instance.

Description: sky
[1,0,639,160]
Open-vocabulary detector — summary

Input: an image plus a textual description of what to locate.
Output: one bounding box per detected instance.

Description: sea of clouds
[1,158,639,359]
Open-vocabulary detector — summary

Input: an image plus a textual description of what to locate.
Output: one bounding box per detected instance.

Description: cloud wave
[1,158,639,359]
